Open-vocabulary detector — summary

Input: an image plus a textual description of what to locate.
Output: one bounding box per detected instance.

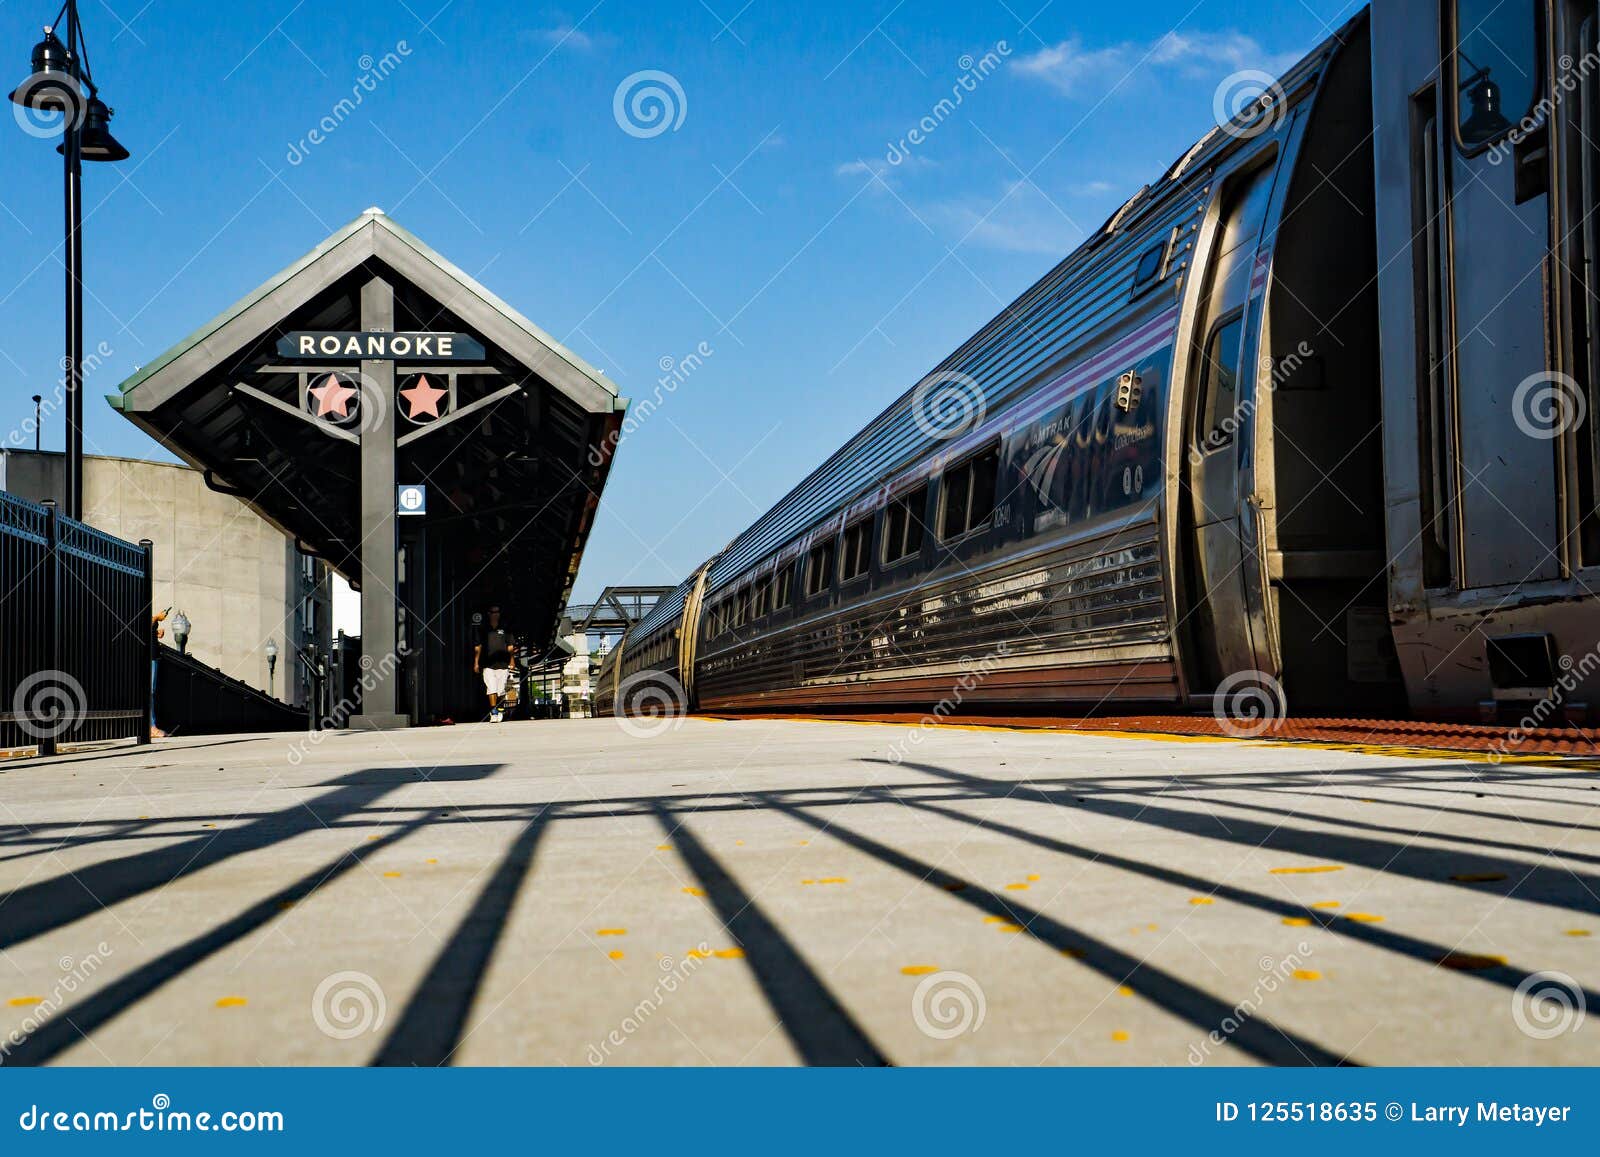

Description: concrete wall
[85,457,293,699]
[2,450,296,700]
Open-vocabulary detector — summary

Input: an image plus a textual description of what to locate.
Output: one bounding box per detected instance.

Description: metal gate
[0,491,152,755]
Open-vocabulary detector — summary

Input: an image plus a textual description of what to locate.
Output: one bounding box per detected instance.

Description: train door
[1439,0,1560,586]
[1184,162,1278,693]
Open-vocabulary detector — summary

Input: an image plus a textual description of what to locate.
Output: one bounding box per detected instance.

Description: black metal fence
[0,491,152,755]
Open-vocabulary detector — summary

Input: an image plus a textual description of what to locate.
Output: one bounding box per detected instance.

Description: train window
[882,485,928,565]
[1196,314,1245,453]
[774,565,794,609]
[1131,239,1167,292]
[753,575,771,618]
[735,585,752,627]
[939,446,1000,541]
[840,518,873,583]
[1453,0,1539,150]
[804,540,835,598]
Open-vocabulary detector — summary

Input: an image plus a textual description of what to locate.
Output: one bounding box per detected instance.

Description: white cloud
[1015,29,1304,98]
[532,24,594,51]
[925,179,1089,255]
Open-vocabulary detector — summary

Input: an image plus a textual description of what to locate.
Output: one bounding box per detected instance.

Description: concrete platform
[0,717,1595,1066]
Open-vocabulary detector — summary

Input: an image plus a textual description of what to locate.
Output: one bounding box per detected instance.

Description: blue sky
[0,0,1358,604]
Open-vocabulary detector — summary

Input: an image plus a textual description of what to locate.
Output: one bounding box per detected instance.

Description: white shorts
[482,667,509,696]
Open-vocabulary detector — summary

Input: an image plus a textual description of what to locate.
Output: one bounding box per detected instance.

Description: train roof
[680,13,1362,609]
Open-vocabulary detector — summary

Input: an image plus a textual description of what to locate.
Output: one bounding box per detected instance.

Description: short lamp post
[170,609,190,656]
[265,638,278,697]
[9,1,131,520]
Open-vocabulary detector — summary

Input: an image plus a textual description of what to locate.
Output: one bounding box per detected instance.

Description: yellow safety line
[693,713,1600,769]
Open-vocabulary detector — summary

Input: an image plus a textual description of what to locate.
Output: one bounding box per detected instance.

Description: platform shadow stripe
[766,798,1350,1066]
[657,808,888,1066]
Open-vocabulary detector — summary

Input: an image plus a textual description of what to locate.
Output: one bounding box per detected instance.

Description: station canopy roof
[111,208,627,642]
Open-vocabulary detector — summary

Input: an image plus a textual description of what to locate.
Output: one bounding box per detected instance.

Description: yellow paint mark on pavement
[656,844,671,851]
[1565,929,1592,937]
[1282,917,1312,927]
[714,947,745,959]
[1005,883,1030,891]
[215,997,247,1008]
[597,928,626,936]
[425,858,438,865]
[1111,1030,1130,1042]
[608,950,625,961]
[1311,901,1340,909]
[1116,986,1133,997]
[1292,969,1322,981]
[1026,874,1041,882]
[382,871,402,878]
[681,887,705,897]
[1342,913,1384,923]
[1270,865,1344,875]
[1189,897,1214,905]
[8,997,43,1007]
[901,965,938,976]
[995,923,1023,934]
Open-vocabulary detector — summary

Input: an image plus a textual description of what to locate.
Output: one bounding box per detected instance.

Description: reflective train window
[1454,0,1538,149]
[773,565,793,609]
[840,518,872,583]
[1197,314,1245,453]
[1131,239,1167,292]
[883,485,928,565]
[753,575,772,618]
[939,446,1000,541]
[804,539,835,597]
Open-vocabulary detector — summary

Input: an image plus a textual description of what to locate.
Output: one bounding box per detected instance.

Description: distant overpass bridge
[563,585,674,641]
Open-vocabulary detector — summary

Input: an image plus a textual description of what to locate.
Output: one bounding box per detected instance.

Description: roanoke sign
[277,330,486,361]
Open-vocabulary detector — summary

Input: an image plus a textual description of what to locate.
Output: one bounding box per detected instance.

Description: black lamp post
[31,395,42,450]
[9,2,129,521]
[265,639,278,697]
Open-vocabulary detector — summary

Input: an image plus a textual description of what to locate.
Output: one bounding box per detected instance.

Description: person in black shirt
[473,606,516,723]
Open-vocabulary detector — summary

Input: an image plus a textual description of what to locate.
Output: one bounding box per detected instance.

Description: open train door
[1181,160,1283,704]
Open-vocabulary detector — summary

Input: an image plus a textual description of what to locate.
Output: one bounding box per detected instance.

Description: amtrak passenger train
[597,1,1600,725]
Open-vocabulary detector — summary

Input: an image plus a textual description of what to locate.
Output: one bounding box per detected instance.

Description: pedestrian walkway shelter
[110,209,627,728]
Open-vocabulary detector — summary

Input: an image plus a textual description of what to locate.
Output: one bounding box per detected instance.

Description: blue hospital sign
[397,484,427,515]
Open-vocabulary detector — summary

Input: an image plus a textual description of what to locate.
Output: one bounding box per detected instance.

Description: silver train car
[607,1,1600,723]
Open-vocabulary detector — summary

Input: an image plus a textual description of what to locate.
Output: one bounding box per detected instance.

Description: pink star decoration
[308,374,357,419]
[400,375,448,420]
